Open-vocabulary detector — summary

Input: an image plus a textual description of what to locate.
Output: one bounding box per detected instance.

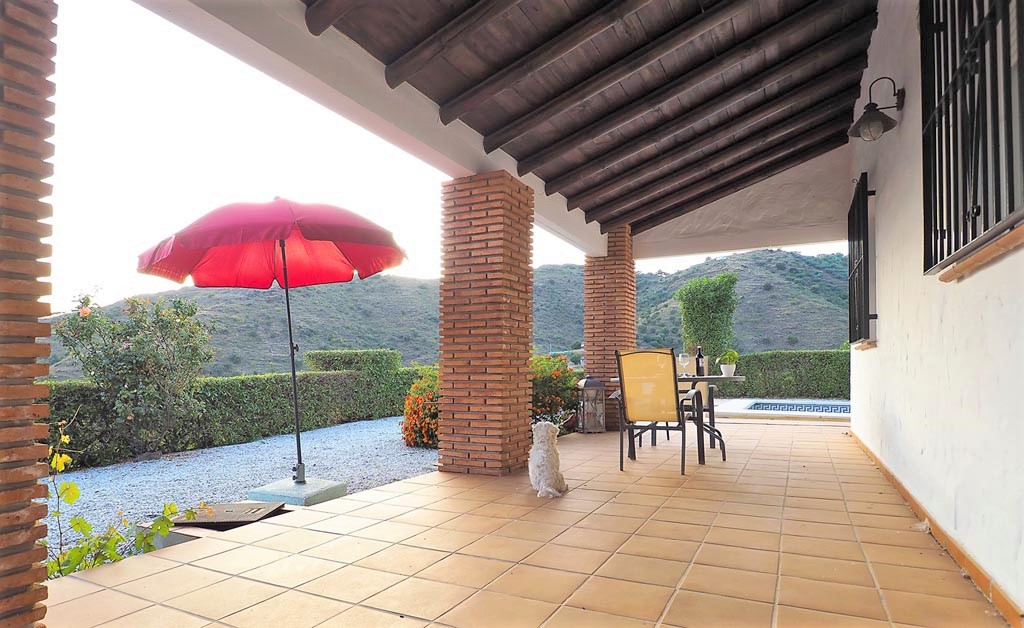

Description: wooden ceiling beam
[547,15,877,197]
[384,0,522,89]
[585,88,859,224]
[629,134,849,235]
[482,0,751,153]
[602,116,851,231]
[571,60,865,212]
[515,0,857,177]
[305,0,362,37]
[439,0,657,125]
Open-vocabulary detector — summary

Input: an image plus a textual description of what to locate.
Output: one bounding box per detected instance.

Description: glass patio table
[610,374,745,465]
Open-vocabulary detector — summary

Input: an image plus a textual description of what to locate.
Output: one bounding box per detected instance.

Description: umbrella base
[248,477,348,507]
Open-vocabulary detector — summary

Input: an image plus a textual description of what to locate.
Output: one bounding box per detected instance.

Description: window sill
[852,340,877,351]
[938,226,1024,283]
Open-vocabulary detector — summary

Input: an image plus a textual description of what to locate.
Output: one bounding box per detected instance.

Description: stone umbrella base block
[248,477,348,506]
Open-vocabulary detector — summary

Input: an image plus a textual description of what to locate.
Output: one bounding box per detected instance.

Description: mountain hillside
[46,249,847,378]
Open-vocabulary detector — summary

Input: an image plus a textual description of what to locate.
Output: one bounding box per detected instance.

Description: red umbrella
[139,198,405,483]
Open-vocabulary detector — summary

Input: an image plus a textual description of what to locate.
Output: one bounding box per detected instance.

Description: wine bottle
[695,346,705,376]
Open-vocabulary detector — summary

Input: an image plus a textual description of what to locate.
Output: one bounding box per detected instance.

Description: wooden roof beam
[547,15,877,197]
[570,58,866,212]
[585,88,860,224]
[305,0,362,37]
[516,0,861,177]
[482,0,752,153]
[602,115,851,231]
[439,0,657,124]
[384,0,523,89]
[629,134,849,235]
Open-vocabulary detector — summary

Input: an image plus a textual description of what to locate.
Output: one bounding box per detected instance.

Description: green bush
[674,272,738,360]
[714,350,850,399]
[304,349,402,373]
[48,349,420,468]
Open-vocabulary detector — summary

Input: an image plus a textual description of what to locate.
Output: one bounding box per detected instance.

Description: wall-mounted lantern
[849,77,905,141]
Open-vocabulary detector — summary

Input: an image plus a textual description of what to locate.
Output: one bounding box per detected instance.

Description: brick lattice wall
[583,226,636,430]
[0,1,55,625]
[438,171,534,475]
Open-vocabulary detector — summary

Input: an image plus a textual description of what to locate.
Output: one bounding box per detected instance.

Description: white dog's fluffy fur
[529,421,568,498]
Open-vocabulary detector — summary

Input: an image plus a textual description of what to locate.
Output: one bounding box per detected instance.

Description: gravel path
[46,417,437,549]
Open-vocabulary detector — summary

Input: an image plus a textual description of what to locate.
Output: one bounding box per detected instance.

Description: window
[848,172,873,343]
[920,0,1024,273]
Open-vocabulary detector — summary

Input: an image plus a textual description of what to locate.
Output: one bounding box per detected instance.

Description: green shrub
[304,349,402,373]
[674,272,738,360]
[714,350,850,399]
[402,368,439,448]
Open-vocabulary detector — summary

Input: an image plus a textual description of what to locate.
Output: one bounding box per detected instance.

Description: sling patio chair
[613,348,725,474]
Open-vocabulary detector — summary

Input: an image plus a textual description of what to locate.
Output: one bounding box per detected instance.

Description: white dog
[529,421,568,498]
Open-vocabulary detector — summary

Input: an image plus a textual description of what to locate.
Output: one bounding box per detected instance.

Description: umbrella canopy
[138,199,405,287]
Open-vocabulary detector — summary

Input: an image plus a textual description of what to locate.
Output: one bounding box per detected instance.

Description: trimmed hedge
[713,350,850,399]
[50,349,420,468]
[305,349,402,373]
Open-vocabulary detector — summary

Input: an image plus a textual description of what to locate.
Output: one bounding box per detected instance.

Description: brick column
[583,226,636,430]
[438,171,533,475]
[0,1,55,625]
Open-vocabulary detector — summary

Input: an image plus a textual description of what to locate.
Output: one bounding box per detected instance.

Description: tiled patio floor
[44,421,1007,627]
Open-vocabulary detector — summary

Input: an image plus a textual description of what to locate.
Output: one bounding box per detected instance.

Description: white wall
[851,0,1024,608]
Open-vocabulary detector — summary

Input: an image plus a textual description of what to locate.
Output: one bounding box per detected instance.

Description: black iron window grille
[848,172,874,343]
[921,0,1024,273]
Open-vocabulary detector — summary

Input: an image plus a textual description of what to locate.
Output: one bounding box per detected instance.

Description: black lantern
[849,77,905,141]
[576,376,606,433]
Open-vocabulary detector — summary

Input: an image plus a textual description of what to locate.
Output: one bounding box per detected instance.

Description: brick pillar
[438,171,533,475]
[584,226,636,430]
[0,1,56,625]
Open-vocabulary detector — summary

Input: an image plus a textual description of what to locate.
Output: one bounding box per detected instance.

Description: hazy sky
[47,0,843,312]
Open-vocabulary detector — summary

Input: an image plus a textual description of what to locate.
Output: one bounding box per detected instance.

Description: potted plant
[717,349,739,376]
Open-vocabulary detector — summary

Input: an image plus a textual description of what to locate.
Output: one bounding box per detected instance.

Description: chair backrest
[616,349,680,424]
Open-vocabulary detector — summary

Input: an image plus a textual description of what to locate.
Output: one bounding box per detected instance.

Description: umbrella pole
[279,239,305,484]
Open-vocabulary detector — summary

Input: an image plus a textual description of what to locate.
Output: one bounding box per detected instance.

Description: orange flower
[79,306,91,317]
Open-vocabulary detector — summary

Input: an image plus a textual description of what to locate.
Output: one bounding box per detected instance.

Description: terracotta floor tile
[662,590,773,628]
[316,605,426,627]
[363,577,475,620]
[703,527,780,551]
[94,604,210,628]
[113,565,228,603]
[306,514,378,535]
[576,513,646,534]
[543,605,654,628]
[253,528,337,553]
[352,521,430,543]
[45,589,151,628]
[781,519,857,541]
[872,563,985,599]
[720,502,784,518]
[439,591,557,628]
[652,507,717,525]
[456,489,507,502]
[73,554,177,588]
[522,543,611,573]
[240,554,340,587]
[192,545,291,575]
[416,553,512,588]
[309,498,373,515]
[389,508,459,527]
[345,489,401,502]
[681,564,778,603]
[519,507,587,526]
[861,542,958,571]
[784,496,848,512]
[221,589,348,628]
[459,535,543,562]
[780,553,874,586]
[776,605,889,627]
[663,497,723,512]
[493,519,566,542]
[596,553,688,586]
[850,512,921,530]
[780,535,864,561]
[565,488,618,502]
[783,506,852,525]
[382,493,442,509]
[301,535,391,563]
[214,522,290,544]
[46,575,105,606]
[438,513,512,534]
[400,526,482,551]
[778,575,886,620]
[346,503,415,520]
[541,497,601,513]
[637,519,709,542]
[855,527,940,549]
[424,498,487,514]
[714,513,783,533]
[267,508,334,527]
[486,564,587,603]
[354,543,448,575]
[298,564,405,602]
[618,535,699,562]
[470,502,536,519]
[566,575,673,621]
[498,493,556,507]
[149,537,242,563]
[883,589,1008,627]
[695,543,779,574]
[845,501,916,517]
[165,576,285,619]
[551,527,629,551]
[594,502,659,518]
[611,492,669,507]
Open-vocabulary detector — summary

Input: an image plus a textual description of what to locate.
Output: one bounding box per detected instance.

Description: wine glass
[678,353,690,372]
